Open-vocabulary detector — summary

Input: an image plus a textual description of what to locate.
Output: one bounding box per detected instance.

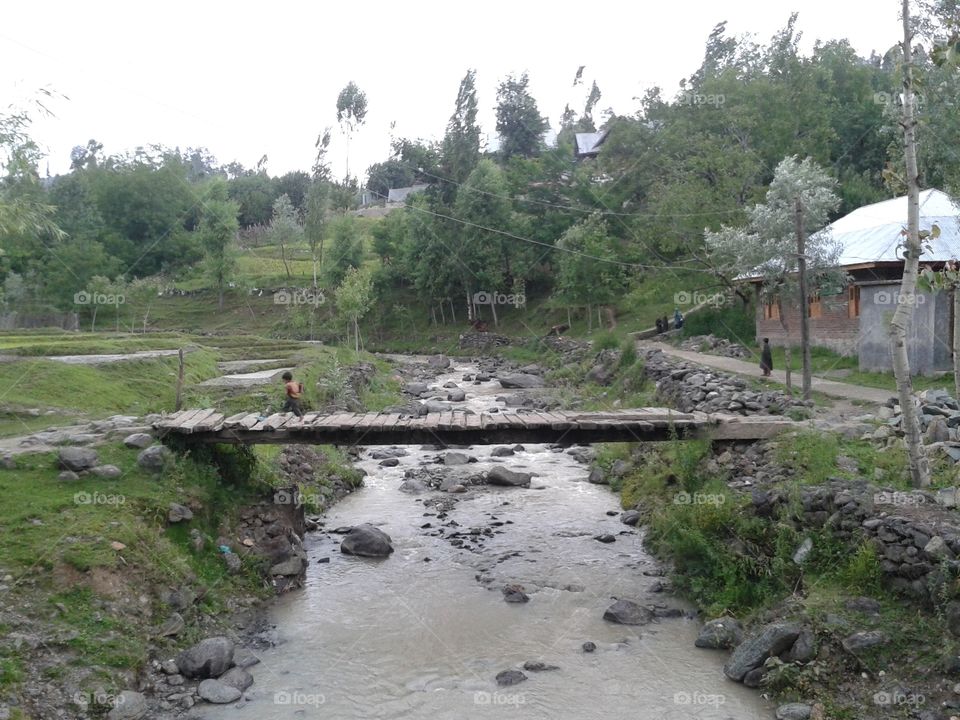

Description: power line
[370,189,704,271]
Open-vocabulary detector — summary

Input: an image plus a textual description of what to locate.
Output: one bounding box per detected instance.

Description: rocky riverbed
[182,354,772,719]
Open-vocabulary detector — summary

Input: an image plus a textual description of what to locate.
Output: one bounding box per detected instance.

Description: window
[808,293,823,319]
[764,300,779,320]
[847,285,861,318]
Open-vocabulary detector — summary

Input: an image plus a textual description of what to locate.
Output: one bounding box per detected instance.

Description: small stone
[91,464,122,479]
[58,471,80,482]
[495,669,527,686]
[123,433,154,449]
[106,691,148,719]
[502,584,530,603]
[168,503,193,523]
[197,678,242,703]
[775,703,813,720]
[582,641,597,652]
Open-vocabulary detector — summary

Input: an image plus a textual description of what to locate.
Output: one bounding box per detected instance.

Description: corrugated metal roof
[574,131,608,157]
[826,189,960,265]
[386,184,429,203]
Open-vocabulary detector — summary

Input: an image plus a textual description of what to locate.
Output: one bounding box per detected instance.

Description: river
[190,360,771,720]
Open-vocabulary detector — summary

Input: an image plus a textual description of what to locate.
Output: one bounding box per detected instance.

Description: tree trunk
[796,197,812,401]
[439,302,446,325]
[430,306,437,326]
[776,295,793,393]
[490,299,498,327]
[91,306,98,332]
[354,317,359,353]
[218,287,224,311]
[567,306,572,328]
[312,256,318,288]
[449,298,456,324]
[954,287,960,403]
[587,303,592,332]
[280,242,292,279]
[891,0,931,487]
[175,348,185,411]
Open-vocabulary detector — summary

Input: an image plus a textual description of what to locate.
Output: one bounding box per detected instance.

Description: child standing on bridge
[281,371,305,417]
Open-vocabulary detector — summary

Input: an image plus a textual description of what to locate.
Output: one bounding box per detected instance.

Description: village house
[750,189,960,375]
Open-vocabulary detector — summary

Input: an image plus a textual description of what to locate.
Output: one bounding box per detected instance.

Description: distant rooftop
[574,130,609,158]
[387,184,430,203]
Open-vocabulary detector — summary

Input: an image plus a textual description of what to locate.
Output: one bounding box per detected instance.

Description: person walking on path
[760,338,773,377]
[281,371,305,417]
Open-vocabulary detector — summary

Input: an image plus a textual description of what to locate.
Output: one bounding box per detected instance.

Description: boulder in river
[582,641,597,652]
[587,467,607,485]
[197,678,242,704]
[523,661,559,672]
[176,636,234,679]
[218,666,254,691]
[502,584,530,603]
[603,599,655,625]
[341,524,394,557]
[443,452,471,466]
[447,388,466,402]
[486,466,532,487]
[723,622,802,681]
[427,354,451,369]
[498,374,545,389]
[695,618,744,650]
[620,510,641,526]
[495,669,527,686]
[491,446,515,457]
[403,382,429,396]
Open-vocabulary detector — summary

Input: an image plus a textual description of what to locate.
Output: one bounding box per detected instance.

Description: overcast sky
[3,0,903,182]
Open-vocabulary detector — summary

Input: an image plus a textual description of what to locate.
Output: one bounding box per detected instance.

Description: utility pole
[796,197,812,401]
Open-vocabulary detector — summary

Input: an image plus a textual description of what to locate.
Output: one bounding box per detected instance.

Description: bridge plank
[196,413,225,432]
[465,413,482,430]
[236,413,262,430]
[423,413,441,430]
[161,408,203,429]
[179,409,219,433]
[222,412,250,429]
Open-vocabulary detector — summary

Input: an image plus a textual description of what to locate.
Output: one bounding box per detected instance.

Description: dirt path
[640,341,893,406]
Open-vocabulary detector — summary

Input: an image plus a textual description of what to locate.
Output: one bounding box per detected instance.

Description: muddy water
[191,362,770,720]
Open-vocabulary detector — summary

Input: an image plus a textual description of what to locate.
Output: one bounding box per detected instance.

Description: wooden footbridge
[153,408,795,446]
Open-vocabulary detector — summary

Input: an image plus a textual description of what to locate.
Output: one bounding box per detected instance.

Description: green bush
[593,331,620,350]
[682,302,755,344]
[618,339,637,368]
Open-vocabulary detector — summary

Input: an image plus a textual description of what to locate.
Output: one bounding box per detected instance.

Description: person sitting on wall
[674,308,684,329]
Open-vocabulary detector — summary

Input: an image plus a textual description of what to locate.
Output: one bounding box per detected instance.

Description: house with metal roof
[751,189,960,375]
[573,130,609,159]
[386,184,430,204]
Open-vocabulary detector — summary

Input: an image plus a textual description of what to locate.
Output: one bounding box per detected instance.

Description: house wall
[754,287,860,356]
[858,284,949,375]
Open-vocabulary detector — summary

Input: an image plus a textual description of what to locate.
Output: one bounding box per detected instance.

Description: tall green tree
[266,194,301,281]
[495,72,549,159]
[326,214,364,287]
[440,70,481,200]
[199,181,240,310]
[336,82,368,180]
[336,265,375,352]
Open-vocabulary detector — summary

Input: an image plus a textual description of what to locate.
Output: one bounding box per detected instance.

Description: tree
[275,171,312,217]
[304,180,329,286]
[704,156,841,393]
[552,214,629,331]
[228,172,278,227]
[266,194,301,281]
[495,72,548,159]
[326,215,364,287]
[199,181,240,310]
[336,82,368,180]
[440,70,481,200]
[365,158,415,201]
[337,265,375,352]
[891,0,931,487]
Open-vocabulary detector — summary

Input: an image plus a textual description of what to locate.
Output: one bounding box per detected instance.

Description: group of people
[655,308,685,334]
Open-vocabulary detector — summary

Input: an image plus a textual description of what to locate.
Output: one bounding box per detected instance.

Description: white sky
[3,0,902,182]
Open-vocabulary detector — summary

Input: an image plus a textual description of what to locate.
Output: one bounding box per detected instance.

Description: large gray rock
[341,524,394,557]
[783,628,817,663]
[695,618,744,650]
[91,464,122,479]
[218,666,254,691]
[176,636,234,679]
[123,433,154,449]
[498,374,545,389]
[443,452,470,466]
[491,446,515,457]
[58,447,99,471]
[775,703,812,720]
[404,382,429,396]
[487,466,532,487]
[495,669,527,686]
[197,679,242,703]
[723,622,802,681]
[137,445,172,473]
[168,503,193,523]
[602,599,654,625]
[620,510,641,526]
[841,630,889,652]
[427,354,450,369]
[447,388,466,402]
[106,691,148,720]
[587,467,607,485]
